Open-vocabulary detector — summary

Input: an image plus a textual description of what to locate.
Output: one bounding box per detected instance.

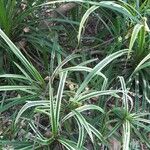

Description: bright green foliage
[0,0,150,149]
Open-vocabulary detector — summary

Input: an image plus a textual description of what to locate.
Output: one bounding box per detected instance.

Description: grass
[0,0,150,149]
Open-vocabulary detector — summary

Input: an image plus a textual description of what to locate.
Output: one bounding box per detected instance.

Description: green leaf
[0,95,38,113]
[58,138,79,150]
[51,54,80,80]
[62,66,107,80]
[55,71,68,130]
[0,74,29,81]
[15,101,49,124]
[78,5,99,43]
[76,118,85,148]
[48,81,56,135]
[14,62,32,81]
[76,90,120,102]
[42,0,137,21]
[132,53,150,74]
[135,118,150,124]
[62,104,104,122]
[0,85,37,92]
[88,123,106,144]
[128,24,143,58]
[119,76,129,111]
[73,110,94,143]
[105,122,122,138]
[122,121,130,150]
[75,50,127,98]
[0,29,45,86]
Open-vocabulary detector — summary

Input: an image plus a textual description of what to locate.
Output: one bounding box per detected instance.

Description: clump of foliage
[0,0,150,149]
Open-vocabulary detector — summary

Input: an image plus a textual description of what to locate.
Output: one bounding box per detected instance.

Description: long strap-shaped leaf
[58,138,79,150]
[128,24,143,59]
[76,118,85,148]
[15,101,49,124]
[132,53,150,75]
[73,110,94,143]
[0,85,37,92]
[55,71,68,129]
[61,66,106,80]
[0,74,29,80]
[119,76,129,112]
[0,29,45,86]
[51,54,80,81]
[88,123,106,144]
[75,50,127,98]
[41,1,137,21]
[122,121,130,150]
[49,81,56,135]
[76,90,120,102]
[62,104,104,122]
[77,5,99,43]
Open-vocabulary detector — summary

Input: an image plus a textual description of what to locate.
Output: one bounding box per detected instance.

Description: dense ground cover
[0,0,150,149]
